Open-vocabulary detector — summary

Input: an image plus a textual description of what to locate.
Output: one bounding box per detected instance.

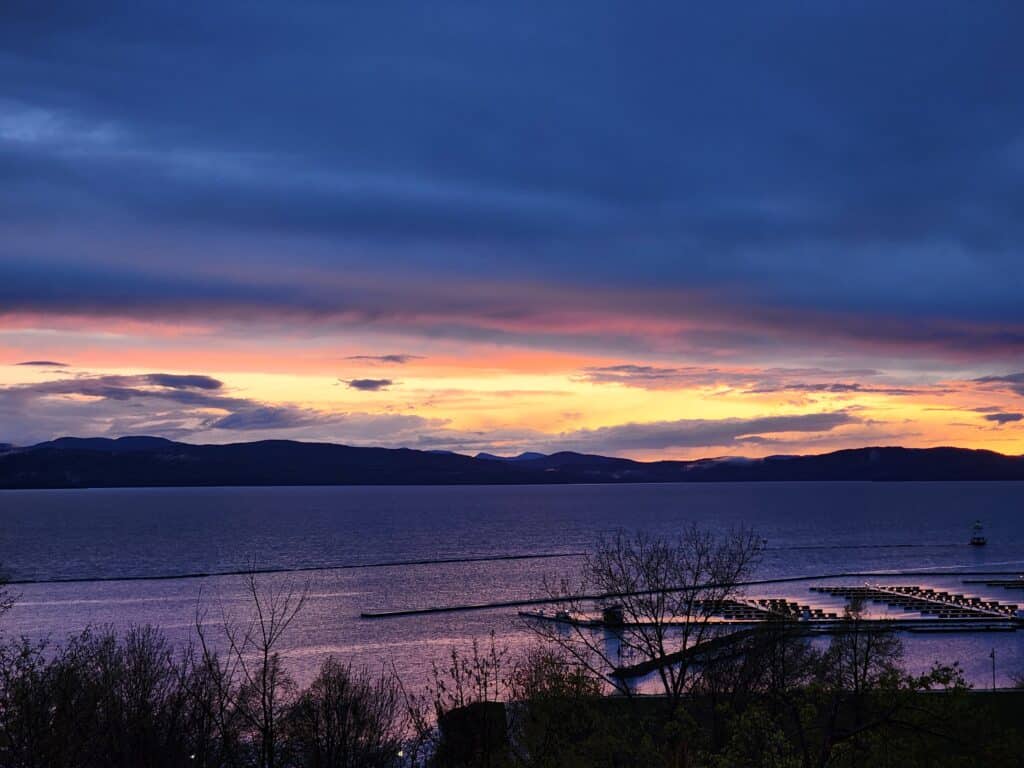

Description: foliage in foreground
[0,626,408,768]
[414,623,1024,768]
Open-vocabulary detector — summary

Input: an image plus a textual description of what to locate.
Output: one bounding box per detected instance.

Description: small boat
[969,520,987,546]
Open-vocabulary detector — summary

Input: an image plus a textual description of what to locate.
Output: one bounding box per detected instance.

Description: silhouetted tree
[194,570,309,768]
[0,625,199,768]
[285,658,405,768]
[529,525,763,708]
[406,632,512,768]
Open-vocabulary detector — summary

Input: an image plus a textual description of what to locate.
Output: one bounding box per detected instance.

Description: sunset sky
[2,3,1024,459]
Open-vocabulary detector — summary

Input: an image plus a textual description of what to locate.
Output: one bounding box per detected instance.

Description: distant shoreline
[4,478,1024,492]
[2,437,1024,489]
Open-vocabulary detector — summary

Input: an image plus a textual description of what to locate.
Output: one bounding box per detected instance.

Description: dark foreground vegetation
[2,529,1023,767]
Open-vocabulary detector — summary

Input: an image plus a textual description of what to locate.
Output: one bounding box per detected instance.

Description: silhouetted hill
[0,438,1022,489]
[475,451,548,462]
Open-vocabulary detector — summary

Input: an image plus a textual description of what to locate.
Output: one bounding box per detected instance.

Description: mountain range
[0,437,1023,488]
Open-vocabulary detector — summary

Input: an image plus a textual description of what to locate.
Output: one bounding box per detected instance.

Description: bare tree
[194,570,309,768]
[820,602,903,697]
[527,525,763,709]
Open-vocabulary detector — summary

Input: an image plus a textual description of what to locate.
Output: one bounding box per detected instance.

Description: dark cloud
[579,365,924,396]
[0,373,232,409]
[15,360,68,367]
[0,370,434,445]
[345,354,423,364]
[143,373,223,390]
[745,382,929,397]
[345,378,394,391]
[983,412,1023,425]
[974,373,1024,396]
[2,2,1024,362]
[580,365,706,388]
[0,372,264,444]
[579,364,786,390]
[553,412,857,452]
[207,406,315,431]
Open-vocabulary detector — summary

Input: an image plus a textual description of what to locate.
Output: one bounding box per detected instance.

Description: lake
[2,482,1023,689]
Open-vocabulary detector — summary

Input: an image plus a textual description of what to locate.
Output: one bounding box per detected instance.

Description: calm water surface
[2,482,1023,688]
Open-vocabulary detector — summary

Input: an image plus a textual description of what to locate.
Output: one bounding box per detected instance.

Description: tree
[0,625,202,768]
[695,619,822,761]
[194,571,309,768]
[821,602,904,698]
[285,658,405,768]
[503,646,618,768]
[779,604,972,768]
[407,632,512,768]
[528,525,763,709]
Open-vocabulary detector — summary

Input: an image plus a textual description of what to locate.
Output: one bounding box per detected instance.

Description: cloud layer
[3,4,1024,455]
[552,413,857,453]
[0,368,866,455]
[2,3,1024,365]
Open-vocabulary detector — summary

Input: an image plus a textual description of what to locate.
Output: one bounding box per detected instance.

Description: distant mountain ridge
[0,437,1023,489]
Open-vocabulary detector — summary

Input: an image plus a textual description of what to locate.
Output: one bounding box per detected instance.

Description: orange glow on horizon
[2,319,1024,458]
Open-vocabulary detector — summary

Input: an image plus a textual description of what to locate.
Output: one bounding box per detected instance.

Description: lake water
[2,482,1023,689]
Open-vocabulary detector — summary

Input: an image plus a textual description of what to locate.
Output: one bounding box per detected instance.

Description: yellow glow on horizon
[2,345,1023,458]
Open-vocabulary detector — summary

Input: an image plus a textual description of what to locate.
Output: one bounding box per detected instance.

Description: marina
[6,483,1024,690]
[512,576,1024,635]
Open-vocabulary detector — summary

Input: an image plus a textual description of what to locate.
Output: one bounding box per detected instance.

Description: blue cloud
[2,2,1024,356]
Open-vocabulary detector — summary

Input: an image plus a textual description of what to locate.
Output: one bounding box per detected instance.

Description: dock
[518,582,1024,635]
[810,583,1020,620]
[519,597,839,627]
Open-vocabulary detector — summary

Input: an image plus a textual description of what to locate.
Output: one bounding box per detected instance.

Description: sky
[2,1,1024,459]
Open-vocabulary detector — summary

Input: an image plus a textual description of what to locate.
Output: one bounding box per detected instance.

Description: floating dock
[810,583,1020,620]
[519,597,839,627]
[518,582,1024,634]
